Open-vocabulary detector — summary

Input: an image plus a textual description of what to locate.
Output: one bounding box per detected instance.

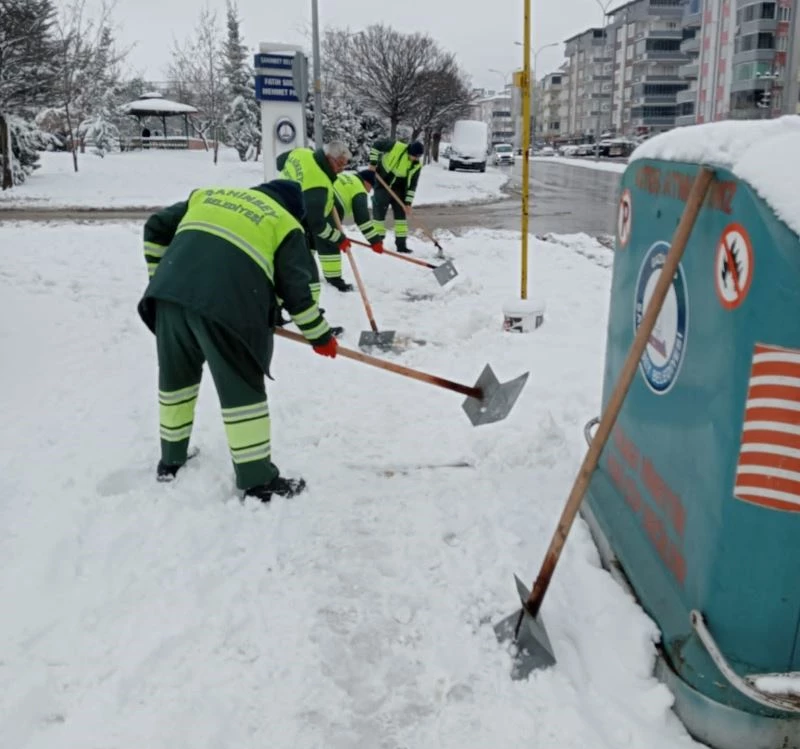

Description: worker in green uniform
[138,179,337,503]
[368,139,424,254]
[332,169,385,258]
[277,141,354,292]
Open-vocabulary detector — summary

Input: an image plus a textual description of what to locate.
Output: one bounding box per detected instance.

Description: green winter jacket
[368,139,422,206]
[138,182,331,376]
[276,147,343,249]
[333,172,380,244]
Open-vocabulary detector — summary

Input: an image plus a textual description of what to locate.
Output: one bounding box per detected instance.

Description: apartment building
[564,28,613,139]
[535,71,565,140]
[471,87,516,145]
[729,0,800,118]
[605,0,690,136]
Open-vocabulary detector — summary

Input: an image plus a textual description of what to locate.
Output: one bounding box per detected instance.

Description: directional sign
[618,188,632,249]
[715,222,753,310]
[255,74,299,102]
[254,53,294,70]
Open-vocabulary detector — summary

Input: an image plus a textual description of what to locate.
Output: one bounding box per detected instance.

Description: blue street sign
[254,74,299,102]
[254,53,294,70]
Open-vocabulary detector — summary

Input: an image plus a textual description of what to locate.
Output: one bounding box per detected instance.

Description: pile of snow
[0,149,508,210]
[630,116,800,236]
[0,222,700,749]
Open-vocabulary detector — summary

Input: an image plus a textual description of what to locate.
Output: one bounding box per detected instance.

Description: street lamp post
[311,0,323,148]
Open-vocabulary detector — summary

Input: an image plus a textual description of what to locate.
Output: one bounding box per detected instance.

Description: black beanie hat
[260,179,306,223]
[408,141,424,157]
[358,169,376,186]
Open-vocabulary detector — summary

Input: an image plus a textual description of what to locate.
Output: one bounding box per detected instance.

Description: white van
[448,120,488,172]
[491,143,515,166]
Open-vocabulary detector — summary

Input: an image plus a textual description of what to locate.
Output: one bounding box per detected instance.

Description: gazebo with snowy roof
[120,92,199,149]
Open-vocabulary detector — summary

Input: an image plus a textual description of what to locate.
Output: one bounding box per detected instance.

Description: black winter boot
[326,277,354,292]
[244,475,307,502]
[395,238,413,254]
[157,461,181,482]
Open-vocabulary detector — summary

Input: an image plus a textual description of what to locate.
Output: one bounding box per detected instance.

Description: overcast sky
[111,0,607,92]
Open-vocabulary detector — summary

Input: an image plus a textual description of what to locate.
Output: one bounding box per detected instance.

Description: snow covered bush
[78,91,120,158]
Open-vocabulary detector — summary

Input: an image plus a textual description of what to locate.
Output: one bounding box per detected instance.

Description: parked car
[538,146,555,157]
[448,119,488,172]
[491,143,515,166]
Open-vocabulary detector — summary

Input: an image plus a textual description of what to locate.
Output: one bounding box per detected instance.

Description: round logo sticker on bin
[633,240,689,395]
[714,222,753,311]
[617,189,632,249]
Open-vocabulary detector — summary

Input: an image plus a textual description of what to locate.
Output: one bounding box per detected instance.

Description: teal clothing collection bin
[585,155,800,748]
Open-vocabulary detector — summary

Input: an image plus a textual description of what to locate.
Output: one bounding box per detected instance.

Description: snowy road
[0,161,621,240]
[0,220,699,749]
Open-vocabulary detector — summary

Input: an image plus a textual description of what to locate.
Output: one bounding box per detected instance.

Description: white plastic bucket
[502,299,546,333]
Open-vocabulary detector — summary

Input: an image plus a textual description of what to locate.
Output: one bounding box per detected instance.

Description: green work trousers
[155,300,278,490]
[372,185,409,252]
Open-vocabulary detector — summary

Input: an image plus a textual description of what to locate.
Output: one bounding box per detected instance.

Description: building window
[777,34,788,50]
[779,5,791,20]
[734,32,775,52]
[733,60,775,80]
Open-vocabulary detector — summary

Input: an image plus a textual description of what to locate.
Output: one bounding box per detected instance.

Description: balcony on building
[632,36,688,64]
[679,61,700,77]
[676,85,698,104]
[735,2,779,35]
[646,0,685,17]
[680,35,700,54]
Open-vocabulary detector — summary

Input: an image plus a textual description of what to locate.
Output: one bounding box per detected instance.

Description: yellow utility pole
[519,0,532,299]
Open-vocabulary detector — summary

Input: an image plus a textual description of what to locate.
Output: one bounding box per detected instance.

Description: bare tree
[407,54,474,160]
[52,0,121,172]
[168,7,226,163]
[323,25,442,138]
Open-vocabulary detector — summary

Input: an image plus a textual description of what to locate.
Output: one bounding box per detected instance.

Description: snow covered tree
[168,7,226,163]
[222,0,259,161]
[52,0,126,171]
[3,114,54,184]
[224,94,259,161]
[78,88,119,157]
[0,0,60,188]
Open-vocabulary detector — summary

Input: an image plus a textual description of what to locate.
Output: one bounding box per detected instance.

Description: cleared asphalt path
[0,161,623,240]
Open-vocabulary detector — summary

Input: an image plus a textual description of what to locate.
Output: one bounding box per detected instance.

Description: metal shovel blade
[358,329,397,351]
[462,365,530,426]
[432,260,458,286]
[494,575,556,680]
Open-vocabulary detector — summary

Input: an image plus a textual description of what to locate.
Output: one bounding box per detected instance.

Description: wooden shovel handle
[332,206,379,334]
[346,235,437,270]
[373,170,445,252]
[522,165,716,619]
[275,327,482,399]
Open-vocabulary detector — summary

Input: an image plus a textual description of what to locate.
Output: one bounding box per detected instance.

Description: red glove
[370,242,385,254]
[338,237,352,253]
[313,337,338,358]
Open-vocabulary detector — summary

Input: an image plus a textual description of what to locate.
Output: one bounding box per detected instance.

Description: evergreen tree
[78,88,119,157]
[0,0,60,188]
[222,0,259,161]
[224,94,258,161]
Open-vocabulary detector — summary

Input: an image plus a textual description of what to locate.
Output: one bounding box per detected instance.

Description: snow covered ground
[0,148,509,209]
[532,156,627,174]
[0,220,701,749]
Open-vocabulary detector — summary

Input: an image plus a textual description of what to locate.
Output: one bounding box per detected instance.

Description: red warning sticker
[715,223,753,310]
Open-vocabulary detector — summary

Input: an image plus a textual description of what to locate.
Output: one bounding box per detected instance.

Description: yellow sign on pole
[520,0,532,300]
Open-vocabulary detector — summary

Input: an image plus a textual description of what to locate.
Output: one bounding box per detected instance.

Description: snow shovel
[275,328,529,426]
[493,165,716,679]
[373,171,449,259]
[331,206,397,350]
[347,235,458,286]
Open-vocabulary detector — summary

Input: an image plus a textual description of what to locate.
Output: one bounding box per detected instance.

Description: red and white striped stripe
[734,344,800,512]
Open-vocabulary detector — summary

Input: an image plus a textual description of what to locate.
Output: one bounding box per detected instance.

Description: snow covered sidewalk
[0,222,700,749]
[0,148,509,210]
[532,155,628,174]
